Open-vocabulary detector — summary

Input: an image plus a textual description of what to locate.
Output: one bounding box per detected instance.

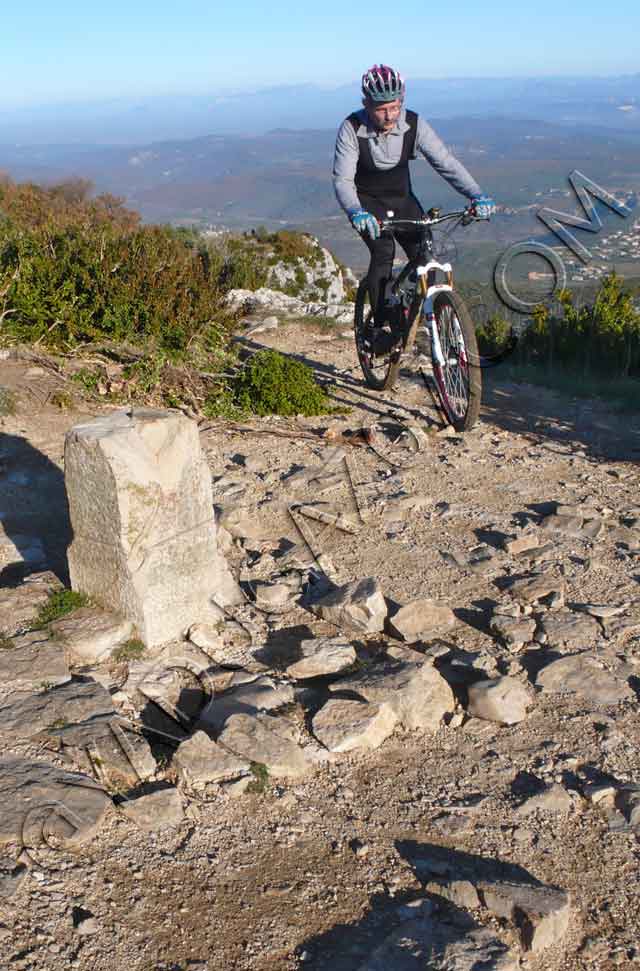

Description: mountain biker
[333,64,495,325]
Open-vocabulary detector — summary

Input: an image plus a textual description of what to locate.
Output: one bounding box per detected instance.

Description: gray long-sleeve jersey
[332,107,482,213]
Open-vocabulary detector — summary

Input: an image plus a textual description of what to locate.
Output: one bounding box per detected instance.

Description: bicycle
[354,205,483,431]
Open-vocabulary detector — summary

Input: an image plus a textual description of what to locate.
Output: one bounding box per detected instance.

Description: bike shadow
[235,335,441,426]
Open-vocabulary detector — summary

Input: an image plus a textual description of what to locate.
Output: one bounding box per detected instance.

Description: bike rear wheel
[354,279,403,391]
[430,290,481,431]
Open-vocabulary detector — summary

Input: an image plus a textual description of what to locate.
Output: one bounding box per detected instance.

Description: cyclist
[333,64,495,325]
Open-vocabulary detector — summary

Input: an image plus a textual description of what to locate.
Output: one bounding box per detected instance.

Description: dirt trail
[1,331,639,971]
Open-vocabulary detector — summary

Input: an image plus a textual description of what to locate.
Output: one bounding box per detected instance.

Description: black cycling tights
[363,230,423,323]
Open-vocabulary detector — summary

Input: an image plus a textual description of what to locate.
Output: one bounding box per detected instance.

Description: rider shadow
[0,432,72,587]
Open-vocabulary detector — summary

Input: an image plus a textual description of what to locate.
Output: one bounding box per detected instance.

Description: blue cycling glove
[470,194,496,219]
[348,208,380,240]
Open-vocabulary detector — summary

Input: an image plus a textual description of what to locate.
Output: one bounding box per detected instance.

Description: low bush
[35,589,90,627]
[232,349,336,417]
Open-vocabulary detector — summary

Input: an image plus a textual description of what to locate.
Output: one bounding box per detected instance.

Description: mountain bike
[354,205,483,431]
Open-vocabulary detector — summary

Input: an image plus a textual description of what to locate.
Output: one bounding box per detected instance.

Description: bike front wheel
[430,290,482,431]
[354,279,403,391]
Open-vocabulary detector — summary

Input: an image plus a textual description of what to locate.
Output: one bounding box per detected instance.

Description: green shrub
[517,273,640,378]
[112,638,146,662]
[476,314,512,356]
[233,349,336,417]
[0,177,236,358]
[247,761,269,794]
[35,589,90,627]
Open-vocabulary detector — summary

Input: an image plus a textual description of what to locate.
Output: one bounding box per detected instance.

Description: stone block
[64,409,240,648]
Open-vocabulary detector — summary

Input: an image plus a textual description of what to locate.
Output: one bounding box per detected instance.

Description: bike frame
[378,209,472,366]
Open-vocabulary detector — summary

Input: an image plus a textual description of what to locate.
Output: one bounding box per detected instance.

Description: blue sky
[3,0,639,108]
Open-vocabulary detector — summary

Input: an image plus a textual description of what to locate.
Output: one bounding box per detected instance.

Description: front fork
[417,262,454,368]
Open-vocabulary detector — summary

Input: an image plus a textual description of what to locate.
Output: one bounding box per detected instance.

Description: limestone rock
[312,577,387,634]
[312,699,397,753]
[420,856,571,954]
[186,622,224,654]
[387,598,456,643]
[198,676,294,734]
[541,513,583,537]
[0,570,63,636]
[64,408,240,649]
[503,532,539,555]
[516,783,576,816]
[119,786,184,830]
[49,606,134,664]
[466,676,533,725]
[0,757,111,846]
[0,678,114,739]
[478,881,571,952]
[490,614,536,647]
[356,913,518,971]
[217,712,309,778]
[286,636,356,680]
[0,630,70,689]
[173,730,250,785]
[537,609,601,647]
[509,573,564,604]
[330,657,454,732]
[536,654,634,705]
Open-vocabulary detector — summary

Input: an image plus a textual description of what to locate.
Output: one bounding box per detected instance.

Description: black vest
[348,109,418,218]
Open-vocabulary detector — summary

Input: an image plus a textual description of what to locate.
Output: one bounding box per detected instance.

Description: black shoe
[371,324,399,355]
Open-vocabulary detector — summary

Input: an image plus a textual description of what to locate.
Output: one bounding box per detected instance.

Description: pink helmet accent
[361,64,405,102]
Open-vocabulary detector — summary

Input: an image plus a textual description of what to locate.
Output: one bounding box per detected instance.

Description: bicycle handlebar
[378,207,484,232]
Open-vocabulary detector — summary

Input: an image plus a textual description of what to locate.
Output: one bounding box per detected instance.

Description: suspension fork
[417,263,453,367]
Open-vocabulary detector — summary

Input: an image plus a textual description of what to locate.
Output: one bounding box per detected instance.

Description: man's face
[364,97,403,132]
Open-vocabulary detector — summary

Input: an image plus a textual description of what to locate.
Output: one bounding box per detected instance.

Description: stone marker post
[64,408,240,647]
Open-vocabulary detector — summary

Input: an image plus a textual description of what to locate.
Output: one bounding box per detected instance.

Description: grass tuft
[35,589,90,627]
[111,638,146,662]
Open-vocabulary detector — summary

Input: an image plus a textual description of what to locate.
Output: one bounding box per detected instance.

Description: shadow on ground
[298,840,551,969]
[0,433,72,586]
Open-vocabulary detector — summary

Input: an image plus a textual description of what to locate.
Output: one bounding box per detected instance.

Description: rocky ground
[1,327,639,971]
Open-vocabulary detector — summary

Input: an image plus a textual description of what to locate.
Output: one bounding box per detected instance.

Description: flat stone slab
[119,787,184,830]
[0,571,63,636]
[173,730,250,785]
[0,678,114,739]
[417,854,571,954]
[330,657,454,732]
[0,630,70,689]
[387,598,456,643]
[516,783,576,816]
[467,677,534,725]
[312,577,387,634]
[536,654,634,705]
[508,573,564,604]
[541,514,584,537]
[490,614,536,647]
[217,712,309,779]
[0,757,111,847]
[537,609,601,647]
[199,676,294,734]
[312,698,397,753]
[49,607,134,664]
[356,913,518,971]
[285,636,356,680]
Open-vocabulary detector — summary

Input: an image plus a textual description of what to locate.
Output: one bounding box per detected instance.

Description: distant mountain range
[2,74,640,145]
[2,76,639,276]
